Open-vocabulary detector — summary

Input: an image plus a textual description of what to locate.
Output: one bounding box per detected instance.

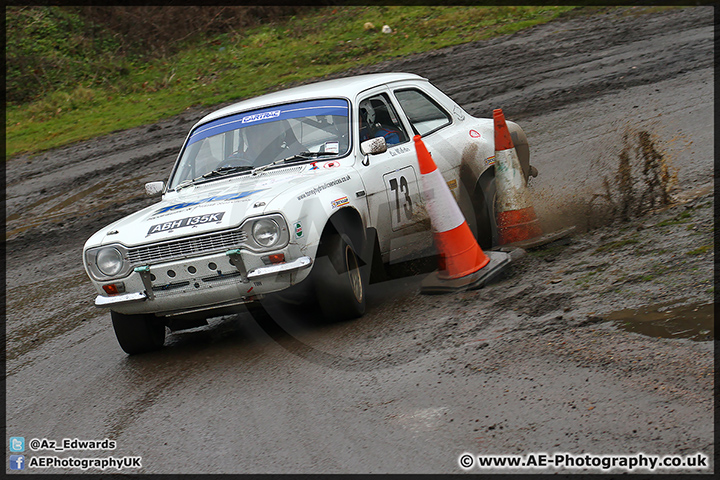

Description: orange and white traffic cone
[493,109,575,249]
[414,135,510,294]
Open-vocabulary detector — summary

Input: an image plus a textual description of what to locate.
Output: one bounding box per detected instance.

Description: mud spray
[531,125,678,234]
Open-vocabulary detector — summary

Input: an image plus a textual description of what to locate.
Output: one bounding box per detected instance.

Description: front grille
[127,228,247,265]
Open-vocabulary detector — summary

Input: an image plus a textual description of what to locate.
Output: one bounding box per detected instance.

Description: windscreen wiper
[251,151,337,175]
[204,165,254,178]
[174,179,195,192]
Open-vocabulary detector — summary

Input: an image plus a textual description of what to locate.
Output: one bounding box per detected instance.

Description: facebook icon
[10,455,25,470]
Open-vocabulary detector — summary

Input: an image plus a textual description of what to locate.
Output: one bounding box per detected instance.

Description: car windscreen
[169,98,350,189]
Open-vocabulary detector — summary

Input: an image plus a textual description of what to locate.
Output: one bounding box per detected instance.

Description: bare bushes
[74,6,311,56]
[6,6,312,104]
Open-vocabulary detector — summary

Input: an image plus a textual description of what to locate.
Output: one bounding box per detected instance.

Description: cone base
[434,222,490,279]
[420,251,511,295]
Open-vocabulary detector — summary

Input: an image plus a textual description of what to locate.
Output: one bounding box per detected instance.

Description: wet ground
[5,7,714,474]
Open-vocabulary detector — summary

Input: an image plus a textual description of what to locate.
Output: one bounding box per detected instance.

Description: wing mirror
[145,181,165,197]
[360,137,387,156]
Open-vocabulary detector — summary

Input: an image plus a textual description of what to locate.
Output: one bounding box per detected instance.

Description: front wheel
[313,233,367,322]
[111,311,166,355]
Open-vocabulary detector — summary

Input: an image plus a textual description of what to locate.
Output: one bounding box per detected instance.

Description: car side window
[394,88,452,136]
[358,93,409,146]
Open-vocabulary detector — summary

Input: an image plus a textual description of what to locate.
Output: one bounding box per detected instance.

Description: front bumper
[95,291,147,307]
[92,249,313,315]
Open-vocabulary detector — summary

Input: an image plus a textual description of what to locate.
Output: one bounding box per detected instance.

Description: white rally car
[83,72,533,354]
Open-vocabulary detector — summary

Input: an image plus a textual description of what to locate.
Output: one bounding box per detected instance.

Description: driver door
[355,87,432,265]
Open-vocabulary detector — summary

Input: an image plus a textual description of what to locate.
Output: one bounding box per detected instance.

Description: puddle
[607,302,714,341]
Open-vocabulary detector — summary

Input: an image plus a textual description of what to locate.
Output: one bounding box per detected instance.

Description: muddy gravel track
[5,7,714,474]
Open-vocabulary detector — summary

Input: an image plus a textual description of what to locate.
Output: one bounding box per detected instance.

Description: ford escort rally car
[83,72,533,354]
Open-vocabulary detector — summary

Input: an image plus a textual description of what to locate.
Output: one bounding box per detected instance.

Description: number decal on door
[389,176,413,223]
[383,166,420,231]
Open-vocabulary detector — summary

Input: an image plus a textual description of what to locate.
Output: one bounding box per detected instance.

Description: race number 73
[383,166,419,231]
[389,176,413,222]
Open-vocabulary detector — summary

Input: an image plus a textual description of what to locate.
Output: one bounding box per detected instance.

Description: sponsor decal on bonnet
[147,212,225,235]
[153,189,267,215]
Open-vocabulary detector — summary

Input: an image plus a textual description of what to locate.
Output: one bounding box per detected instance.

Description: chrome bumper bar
[247,256,312,279]
[95,291,147,307]
[94,256,312,307]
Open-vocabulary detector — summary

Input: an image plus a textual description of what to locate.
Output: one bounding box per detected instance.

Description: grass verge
[6,5,678,157]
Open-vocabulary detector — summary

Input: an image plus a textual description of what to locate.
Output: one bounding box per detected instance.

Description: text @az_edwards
[28,437,116,452]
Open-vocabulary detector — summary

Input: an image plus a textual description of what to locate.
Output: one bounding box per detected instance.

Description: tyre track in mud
[343,7,712,119]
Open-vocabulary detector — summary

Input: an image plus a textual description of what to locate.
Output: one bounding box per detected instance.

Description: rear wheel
[313,232,367,322]
[472,176,497,250]
[111,311,166,355]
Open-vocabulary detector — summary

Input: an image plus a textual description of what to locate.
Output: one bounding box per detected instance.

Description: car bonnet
[90,161,352,248]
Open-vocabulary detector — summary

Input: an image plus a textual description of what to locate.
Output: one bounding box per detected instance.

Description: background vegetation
[7,5,588,157]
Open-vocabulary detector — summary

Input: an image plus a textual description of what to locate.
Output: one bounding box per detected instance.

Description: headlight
[84,244,130,281]
[96,247,124,276]
[252,218,280,248]
[239,214,289,252]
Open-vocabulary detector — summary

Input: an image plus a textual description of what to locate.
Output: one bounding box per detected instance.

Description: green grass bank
[6,6,668,158]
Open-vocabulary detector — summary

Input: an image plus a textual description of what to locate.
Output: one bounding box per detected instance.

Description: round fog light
[252,218,280,248]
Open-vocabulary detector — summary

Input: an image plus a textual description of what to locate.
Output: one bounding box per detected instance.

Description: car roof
[196,72,426,126]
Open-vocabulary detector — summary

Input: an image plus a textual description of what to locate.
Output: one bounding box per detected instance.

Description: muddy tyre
[473,176,497,250]
[313,233,367,322]
[111,311,166,355]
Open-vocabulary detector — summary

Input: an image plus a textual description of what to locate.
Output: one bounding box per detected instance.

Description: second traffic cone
[413,135,510,294]
[493,109,576,249]
[493,108,544,245]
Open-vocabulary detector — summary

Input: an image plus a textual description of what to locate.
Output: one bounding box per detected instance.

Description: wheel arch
[319,206,365,252]
[312,206,370,320]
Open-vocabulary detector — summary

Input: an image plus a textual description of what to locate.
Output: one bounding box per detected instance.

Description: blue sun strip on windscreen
[187,98,349,146]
